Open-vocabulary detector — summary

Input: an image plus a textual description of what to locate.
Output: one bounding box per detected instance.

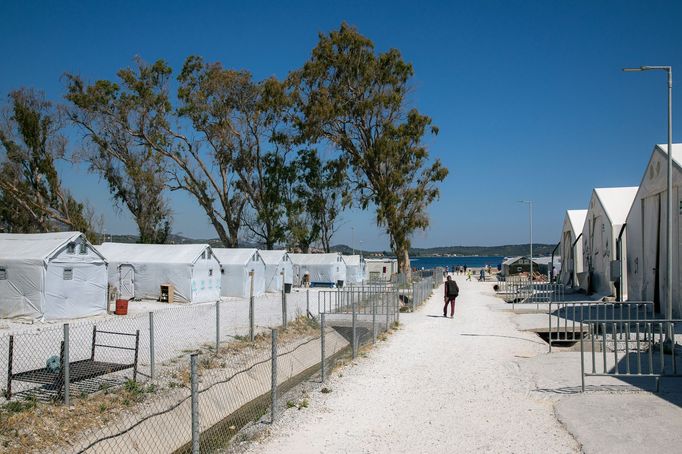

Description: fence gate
[119,264,135,299]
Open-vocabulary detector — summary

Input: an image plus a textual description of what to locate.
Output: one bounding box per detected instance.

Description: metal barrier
[580,318,681,392]
[548,301,654,352]
[410,276,435,311]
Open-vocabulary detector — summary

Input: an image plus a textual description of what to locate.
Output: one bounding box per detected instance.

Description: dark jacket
[445,280,459,298]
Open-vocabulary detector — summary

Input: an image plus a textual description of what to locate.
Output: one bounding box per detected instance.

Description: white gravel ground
[242,276,580,454]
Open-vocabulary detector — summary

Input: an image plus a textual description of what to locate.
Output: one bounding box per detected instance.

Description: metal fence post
[412,282,416,311]
[320,313,326,382]
[63,323,70,405]
[271,329,278,423]
[385,291,390,329]
[372,295,377,344]
[215,301,220,353]
[149,312,155,380]
[395,289,399,323]
[249,270,255,342]
[281,272,287,329]
[351,299,357,359]
[190,353,199,454]
[306,288,310,317]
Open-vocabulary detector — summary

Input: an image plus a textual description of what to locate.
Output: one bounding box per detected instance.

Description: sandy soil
[240,277,579,454]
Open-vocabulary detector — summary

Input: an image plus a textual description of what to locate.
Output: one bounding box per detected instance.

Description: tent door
[119,265,135,300]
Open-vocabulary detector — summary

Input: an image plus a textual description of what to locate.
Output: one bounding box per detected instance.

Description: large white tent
[581,187,638,298]
[559,209,588,287]
[626,144,682,316]
[213,248,266,298]
[0,232,107,320]
[289,253,347,287]
[342,255,366,284]
[97,243,221,303]
[258,250,293,293]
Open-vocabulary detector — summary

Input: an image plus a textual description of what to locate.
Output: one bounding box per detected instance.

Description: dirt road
[242,277,579,453]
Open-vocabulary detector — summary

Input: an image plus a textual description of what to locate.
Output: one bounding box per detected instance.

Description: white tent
[581,187,638,297]
[626,144,682,316]
[559,209,588,287]
[289,253,347,287]
[342,255,366,284]
[0,232,107,320]
[365,258,398,282]
[258,250,293,293]
[97,243,221,303]
[213,248,266,298]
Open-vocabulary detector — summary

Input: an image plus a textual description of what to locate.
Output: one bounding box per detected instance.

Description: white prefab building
[213,248,266,298]
[342,255,366,284]
[0,232,108,320]
[626,144,682,316]
[289,253,347,287]
[365,258,398,282]
[97,243,221,303]
[258,250,293,293]
[559,209,588,287]
[581,187,638,298]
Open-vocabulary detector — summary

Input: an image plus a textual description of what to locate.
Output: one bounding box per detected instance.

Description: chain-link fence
[0,283,404,453]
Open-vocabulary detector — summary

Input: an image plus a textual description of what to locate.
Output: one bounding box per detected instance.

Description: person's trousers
[444,297,456,316]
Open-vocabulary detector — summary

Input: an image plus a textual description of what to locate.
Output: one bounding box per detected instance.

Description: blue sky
[1,0,681,249]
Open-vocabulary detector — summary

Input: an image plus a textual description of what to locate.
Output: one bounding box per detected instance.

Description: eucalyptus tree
[65,65,172,244]
[290,24,448,279]
[0,89,95,237]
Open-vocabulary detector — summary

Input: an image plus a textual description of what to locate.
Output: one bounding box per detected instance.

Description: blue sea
[410,256,504,270]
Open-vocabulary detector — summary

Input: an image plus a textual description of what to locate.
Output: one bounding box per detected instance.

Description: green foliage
[0,89,95,238]
[290,23,448,275]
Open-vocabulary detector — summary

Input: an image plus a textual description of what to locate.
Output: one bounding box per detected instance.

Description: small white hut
[258,250,293,293]
[580,187,638,297]
[559,209,588,287]
[289,253,347,287]
[342,255,366,284]
[0,232,108,320]
[213,248,266,298]
[365,258,398,282]
[97,243,221,303]
[626,144,682,316]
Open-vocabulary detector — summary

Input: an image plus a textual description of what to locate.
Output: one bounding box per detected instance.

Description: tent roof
[97,242,209,265]
[258,250,288,265]
[213,248,259,266]
[593,187,638,226]
[342,255,362,266]
[566,209,588,235]
[655,143,682,169]
[289,253,341,266]
[0,231,94,262]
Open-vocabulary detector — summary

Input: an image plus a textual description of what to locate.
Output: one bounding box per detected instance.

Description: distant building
[559,209,588,287]
[365,258,398,282]
[501,256,541,276]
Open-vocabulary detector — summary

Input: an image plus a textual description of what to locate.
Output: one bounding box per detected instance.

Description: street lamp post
[624,66,673,343]
[518,200,533,281]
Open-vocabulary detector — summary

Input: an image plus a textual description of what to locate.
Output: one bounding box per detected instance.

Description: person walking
[479,268,485,282]
[466,269,472,281]
[443,275,459,318]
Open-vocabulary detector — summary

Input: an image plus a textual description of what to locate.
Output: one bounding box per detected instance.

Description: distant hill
[101,235,556,258]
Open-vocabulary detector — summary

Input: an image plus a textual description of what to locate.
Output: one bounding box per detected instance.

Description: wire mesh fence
[0,282,409,453]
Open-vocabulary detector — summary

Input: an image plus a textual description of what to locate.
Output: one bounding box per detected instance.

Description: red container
[114,299,129,315]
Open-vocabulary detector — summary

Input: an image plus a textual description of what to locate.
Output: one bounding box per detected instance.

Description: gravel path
[242,277,580,454]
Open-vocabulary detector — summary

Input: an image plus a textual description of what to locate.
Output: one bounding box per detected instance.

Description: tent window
[207,250,212,260]
[201,251,206,260]
[79,243,87,254]
[221,268,225,275]
[0,267,6,280]
[383,266,387,273]
[66,243,75,254]
[63,268,73,280]
[209,269,213,277]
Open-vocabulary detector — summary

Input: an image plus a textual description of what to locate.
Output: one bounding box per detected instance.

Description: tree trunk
[396,246,412,282]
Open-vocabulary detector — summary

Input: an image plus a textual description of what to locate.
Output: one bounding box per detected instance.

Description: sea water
[410,256,504,270]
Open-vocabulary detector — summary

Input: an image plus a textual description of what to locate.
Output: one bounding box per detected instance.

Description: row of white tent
[0,234,370,321]
[559,144,682,317]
